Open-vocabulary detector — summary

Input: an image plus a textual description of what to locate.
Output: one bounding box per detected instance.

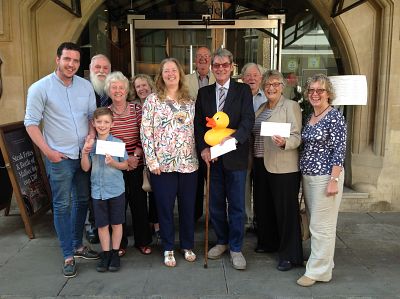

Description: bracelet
[330,176,339,182]
[133,153,140,157]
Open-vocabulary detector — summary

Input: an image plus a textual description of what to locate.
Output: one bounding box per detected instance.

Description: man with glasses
[186,47,216,223]
[194,48,254,270]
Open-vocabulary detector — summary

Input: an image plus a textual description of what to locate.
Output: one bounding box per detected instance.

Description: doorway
[127,16,284,78]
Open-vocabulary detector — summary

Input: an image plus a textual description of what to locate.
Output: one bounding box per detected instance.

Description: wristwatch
[133,153,140,157]
[330,176,339,182]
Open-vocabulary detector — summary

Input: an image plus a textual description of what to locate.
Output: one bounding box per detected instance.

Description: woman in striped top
[105,71,153,257]
[252,70,303,271]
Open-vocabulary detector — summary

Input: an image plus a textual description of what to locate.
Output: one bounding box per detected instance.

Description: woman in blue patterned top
[297,74,347,287]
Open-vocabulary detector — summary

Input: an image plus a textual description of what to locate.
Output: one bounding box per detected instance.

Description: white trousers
[302,172,344,281]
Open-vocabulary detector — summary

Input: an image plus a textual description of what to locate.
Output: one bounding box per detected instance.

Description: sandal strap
[164,250,174,257]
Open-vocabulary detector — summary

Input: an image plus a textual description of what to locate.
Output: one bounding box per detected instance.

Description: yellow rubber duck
[204,111,236,146]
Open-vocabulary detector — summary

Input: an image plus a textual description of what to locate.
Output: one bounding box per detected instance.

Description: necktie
[218,87,226,111]
[99,94,109,107]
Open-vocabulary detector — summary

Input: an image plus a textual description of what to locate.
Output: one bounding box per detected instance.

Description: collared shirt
[89,134,128,200]
[215,79,230,109]
[24,72,96,159]
[141,93,198,173]
[197,71,209,89]
[253,89,267,112]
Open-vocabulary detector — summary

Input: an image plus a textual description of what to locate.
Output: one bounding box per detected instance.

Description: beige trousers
[302,172,344,281]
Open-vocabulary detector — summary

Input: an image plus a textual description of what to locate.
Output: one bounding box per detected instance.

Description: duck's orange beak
[206,116,216,128]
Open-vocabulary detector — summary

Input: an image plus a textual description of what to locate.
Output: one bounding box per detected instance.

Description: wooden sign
[0,121,52,238]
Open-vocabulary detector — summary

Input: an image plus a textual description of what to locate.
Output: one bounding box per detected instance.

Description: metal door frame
[127,15,285,76]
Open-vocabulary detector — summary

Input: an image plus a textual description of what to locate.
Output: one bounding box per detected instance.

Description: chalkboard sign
[0,121,52,238]
[0,152,12,213]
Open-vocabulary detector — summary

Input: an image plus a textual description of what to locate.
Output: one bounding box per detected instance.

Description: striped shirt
[252,108,273,157]
[109,102,143,165]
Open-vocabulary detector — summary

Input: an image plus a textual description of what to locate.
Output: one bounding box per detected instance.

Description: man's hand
[46,149,67,163]
[200,148,212,166]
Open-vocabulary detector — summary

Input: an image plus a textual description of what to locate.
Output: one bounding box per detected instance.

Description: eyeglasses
[212,62,231,69]
[308,88,326,95]
[265,82,282,88]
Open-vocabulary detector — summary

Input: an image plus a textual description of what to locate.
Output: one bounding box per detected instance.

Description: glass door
[128,17,283,78]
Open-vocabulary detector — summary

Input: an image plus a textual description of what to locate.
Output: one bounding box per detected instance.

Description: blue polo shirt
[24,72,96,159]
[89,134,128,200]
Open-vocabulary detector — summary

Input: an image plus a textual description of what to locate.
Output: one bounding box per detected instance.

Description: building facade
[0,0,399,211]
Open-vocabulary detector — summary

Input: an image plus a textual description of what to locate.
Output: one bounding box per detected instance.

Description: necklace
[111,102,129,116]
[313,105,330,117]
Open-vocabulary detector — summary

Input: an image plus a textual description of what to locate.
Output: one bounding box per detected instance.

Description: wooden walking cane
[204,162,210,268]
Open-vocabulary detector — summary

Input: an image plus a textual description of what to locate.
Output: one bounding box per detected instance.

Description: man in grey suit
[185,47,216,222]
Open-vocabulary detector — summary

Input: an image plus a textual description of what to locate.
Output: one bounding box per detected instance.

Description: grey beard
[90,72,106,96]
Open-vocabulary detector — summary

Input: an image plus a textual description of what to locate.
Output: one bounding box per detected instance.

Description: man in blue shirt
[24,42,98,278]
[241,63,267,233]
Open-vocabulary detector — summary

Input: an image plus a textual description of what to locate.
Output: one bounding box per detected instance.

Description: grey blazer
[185,71,216,100]
[263,96,302,174]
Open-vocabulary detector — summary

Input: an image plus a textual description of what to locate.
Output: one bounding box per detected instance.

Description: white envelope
[210,138,237,159]
[260,122,291,138]
[95,140,126,158]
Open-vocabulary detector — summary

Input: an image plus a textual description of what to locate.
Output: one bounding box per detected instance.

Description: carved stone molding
[0,0,11,41]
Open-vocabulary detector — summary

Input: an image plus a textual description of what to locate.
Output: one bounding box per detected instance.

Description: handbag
[142,166,152,192]
[299,194,311,241]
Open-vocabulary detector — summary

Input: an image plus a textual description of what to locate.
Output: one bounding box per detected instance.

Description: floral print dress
[140,93,198,173]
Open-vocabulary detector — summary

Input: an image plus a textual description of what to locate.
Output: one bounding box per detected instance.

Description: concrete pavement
[1,211,400,298]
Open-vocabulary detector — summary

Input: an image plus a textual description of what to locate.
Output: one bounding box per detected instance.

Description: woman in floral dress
[140,58,198,267]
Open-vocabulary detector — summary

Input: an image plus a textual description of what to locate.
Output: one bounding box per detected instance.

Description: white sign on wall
[329,75,368,106]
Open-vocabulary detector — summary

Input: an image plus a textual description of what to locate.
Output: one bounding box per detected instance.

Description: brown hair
[93,107,113,120]
[130,74,156,99]
[154,58,192,103]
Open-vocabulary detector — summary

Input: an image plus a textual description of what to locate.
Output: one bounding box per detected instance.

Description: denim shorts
[93,193,126,228]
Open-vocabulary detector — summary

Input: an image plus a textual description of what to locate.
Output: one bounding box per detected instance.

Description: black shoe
[96,251,111,272]
[74,246,99,260]
[86,227,99,244]
[108,250,121,272]
[277,260,292,271]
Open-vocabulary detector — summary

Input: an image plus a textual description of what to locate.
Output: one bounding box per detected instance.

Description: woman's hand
[272,135,286,149]
[127,155,139,170]
[326,180,339,197]
[151,167,161,175]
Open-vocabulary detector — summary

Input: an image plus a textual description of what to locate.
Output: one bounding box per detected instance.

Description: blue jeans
[209,160,246,252]
[45,158,89,259]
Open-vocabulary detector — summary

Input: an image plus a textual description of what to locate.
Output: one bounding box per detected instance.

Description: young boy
[81,107,128,272]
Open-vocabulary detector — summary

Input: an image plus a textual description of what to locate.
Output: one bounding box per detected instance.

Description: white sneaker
[230,251,246,270]
[208,244,228,259]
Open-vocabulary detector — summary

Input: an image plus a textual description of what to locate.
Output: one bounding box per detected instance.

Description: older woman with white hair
[252,70,303,272]
[105,71,153,257]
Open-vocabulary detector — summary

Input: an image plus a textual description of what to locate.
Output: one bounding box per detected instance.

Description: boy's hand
[82,136,95,155]
[105,154,114,166]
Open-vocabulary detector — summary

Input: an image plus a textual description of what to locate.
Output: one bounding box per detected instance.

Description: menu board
[0,121,51,238]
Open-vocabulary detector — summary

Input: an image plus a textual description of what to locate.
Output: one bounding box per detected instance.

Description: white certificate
[260,122,291,138]
[210,138,237,159]
[95,140,126,158]
[329,75,368,106]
